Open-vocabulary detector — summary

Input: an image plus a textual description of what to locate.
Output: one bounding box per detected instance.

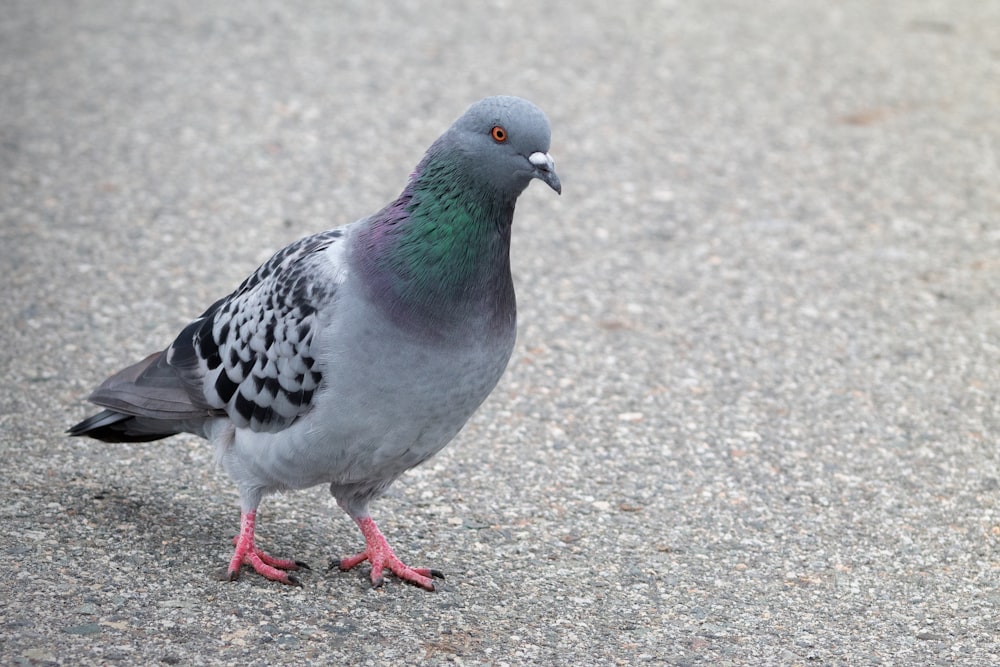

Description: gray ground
[2,1,999,665]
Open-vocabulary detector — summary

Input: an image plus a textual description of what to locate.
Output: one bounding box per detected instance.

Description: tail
[68,349,215,443]
[67,409,179,443]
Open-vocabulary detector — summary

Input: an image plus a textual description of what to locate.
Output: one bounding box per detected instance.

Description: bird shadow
[19,462,326,585]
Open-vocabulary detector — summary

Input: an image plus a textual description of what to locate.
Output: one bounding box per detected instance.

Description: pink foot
[226,510,309,585]
[337,516,443,590]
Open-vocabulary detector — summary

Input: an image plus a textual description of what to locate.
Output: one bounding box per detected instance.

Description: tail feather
[87,350,213,421]
[69,347,220,443]
[67,409,179,443]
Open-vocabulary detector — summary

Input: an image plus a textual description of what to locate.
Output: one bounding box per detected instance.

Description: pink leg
[338,516,443,590]
[226,510,309,585]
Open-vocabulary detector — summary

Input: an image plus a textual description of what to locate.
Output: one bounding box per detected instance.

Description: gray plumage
[69,96,560,588]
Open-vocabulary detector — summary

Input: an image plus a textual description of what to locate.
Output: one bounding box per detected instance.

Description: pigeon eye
[490,126,507,143]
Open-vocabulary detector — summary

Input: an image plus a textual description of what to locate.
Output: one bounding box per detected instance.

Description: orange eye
[491,126,507,143]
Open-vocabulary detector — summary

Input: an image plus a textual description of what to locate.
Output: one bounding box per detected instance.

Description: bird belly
[222,304,515,501]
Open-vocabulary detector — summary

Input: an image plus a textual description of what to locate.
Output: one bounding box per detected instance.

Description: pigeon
[69,96,560,590]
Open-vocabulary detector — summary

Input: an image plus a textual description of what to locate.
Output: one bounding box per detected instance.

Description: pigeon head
[357,96,559,332]
[436,96,561,198]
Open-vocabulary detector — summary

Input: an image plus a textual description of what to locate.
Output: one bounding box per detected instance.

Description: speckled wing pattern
[164,228,345,432]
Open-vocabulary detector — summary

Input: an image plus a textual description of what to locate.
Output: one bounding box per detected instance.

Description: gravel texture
[2,1,999,665]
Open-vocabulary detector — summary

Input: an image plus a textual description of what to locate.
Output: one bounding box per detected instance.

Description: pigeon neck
[356,154,517,337]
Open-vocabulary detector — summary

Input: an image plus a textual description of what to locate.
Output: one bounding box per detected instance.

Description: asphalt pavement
[2,1,999,665]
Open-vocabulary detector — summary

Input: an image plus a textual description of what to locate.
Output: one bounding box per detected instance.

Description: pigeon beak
[528,151,562,195]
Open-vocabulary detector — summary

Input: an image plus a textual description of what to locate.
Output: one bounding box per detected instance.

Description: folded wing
[70,228,346,441]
